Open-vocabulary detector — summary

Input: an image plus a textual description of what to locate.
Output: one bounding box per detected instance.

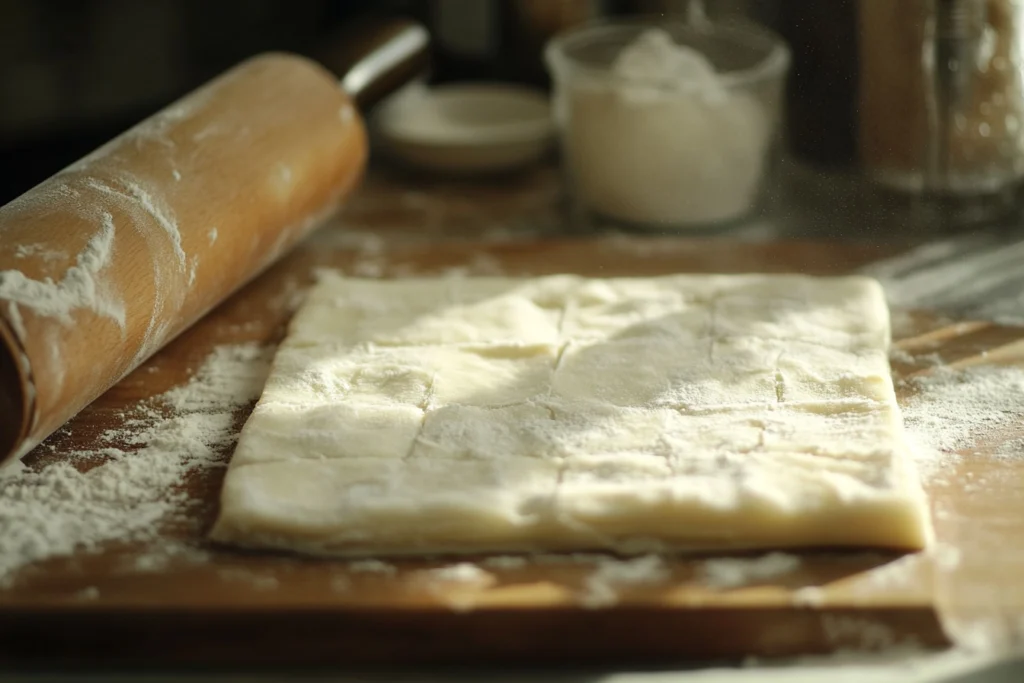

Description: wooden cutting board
[2,233,1023,668]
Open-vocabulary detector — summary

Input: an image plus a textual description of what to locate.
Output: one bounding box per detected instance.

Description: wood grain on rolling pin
[0,52,368,465]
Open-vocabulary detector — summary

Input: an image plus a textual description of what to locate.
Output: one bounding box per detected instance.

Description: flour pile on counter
[0,343,271,584]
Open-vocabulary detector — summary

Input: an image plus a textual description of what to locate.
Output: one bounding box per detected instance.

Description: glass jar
[544,18,790,231]
[859,0,1024,202]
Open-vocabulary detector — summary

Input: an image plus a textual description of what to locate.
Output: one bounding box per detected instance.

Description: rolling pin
[0,21,429,466]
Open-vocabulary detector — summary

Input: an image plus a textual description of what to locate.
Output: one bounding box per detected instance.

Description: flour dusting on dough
[211,274,931,558]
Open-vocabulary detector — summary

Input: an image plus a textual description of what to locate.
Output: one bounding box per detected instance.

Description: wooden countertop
[2,164,1024,668]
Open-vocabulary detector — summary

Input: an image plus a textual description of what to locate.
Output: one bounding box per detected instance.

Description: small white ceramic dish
[373,82,554,174]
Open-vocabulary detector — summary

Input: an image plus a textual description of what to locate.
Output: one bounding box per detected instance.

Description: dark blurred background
[1,0,857,206]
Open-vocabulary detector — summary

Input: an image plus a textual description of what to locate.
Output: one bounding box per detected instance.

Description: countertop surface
[323,160,1024,324]
[4,159,1024,681]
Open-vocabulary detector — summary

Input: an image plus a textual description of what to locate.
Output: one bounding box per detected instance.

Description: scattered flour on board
[996,436,1024,457]
[409,562,496,606]
[482,555,530,569]
[410,562,498,612]
[348,559,398,576]
[218,568,280,591]
[74,586,101,601]
[580,554,670,608]
[0,212,125,329]
[416,562,494,585]
[701,552,801,589]
[0,343,272,585]
[899,364,1024,478]
[856,554,921,592]
[880,262,1024,472]
[821,614,904,650]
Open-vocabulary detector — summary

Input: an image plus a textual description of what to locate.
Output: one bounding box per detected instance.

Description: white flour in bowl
[562,29,773,227]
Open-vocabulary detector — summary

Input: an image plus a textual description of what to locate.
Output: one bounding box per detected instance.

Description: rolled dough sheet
[210,272,931,556]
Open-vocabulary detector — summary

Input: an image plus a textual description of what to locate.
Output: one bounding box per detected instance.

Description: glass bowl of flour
[545,19,789,230]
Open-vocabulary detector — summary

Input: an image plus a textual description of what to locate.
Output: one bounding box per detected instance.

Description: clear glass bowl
[545,19,790,231]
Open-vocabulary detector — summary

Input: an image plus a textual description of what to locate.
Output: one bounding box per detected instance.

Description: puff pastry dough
[210,272,931,556]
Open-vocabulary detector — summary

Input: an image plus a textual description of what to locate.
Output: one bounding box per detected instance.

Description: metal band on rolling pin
[0,52,369,466]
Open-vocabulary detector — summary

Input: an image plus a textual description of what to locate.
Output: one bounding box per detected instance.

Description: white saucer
[373,82,554,174]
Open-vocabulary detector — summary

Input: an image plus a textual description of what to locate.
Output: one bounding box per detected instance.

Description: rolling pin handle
[317,18,432,110]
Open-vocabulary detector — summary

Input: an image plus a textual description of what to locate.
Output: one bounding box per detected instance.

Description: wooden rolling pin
[0,22,429,466]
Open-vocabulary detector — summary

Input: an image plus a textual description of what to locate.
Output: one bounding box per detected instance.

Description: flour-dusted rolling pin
[0,21,429,466]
